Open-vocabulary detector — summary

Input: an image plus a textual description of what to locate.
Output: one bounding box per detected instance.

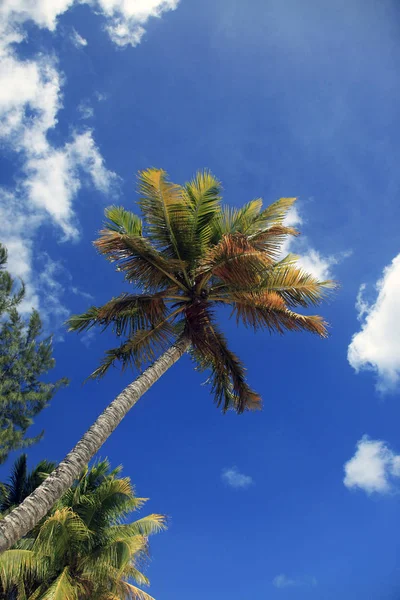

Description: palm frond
[111,514,167,538]
[67,295,168,338]
[220,198,263,235]
[94,229,187,292]
[255,264,336,307]
[33,508,89,558]
[249,196,297,231]
[137,169,192,284]
[198,233,272,289]
[104,206,143,236]
[115,580,155,600]
[186,306,261,413]
[231,290,329,337]
[182,169,222,261]
[89,319,178,379]
[0,549,42,590]
[248,224,299,259]
[66,307,101,333]
[39,567,80,600]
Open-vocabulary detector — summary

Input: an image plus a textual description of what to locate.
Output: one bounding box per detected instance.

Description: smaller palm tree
[0,460,165,600]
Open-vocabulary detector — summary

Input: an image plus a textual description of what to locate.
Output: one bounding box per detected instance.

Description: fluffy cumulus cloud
[1,0,180,47]
[348,254,400,392]
[283,205,349,280]
[273,574,317,589]
[344,436,400,494]
[221,467,253,489]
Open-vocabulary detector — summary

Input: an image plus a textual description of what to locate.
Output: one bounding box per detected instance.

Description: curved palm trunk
[0,335,190,553]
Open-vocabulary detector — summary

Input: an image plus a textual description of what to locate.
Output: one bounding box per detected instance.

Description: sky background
[1,0,400,598]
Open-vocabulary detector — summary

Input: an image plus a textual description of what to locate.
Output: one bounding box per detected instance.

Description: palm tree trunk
[0,335,190,553]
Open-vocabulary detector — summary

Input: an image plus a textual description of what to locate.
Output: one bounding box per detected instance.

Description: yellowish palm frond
[198,233,272,289]
[231,291,329,337]
[249,196,297,232]
[116,580,156,600]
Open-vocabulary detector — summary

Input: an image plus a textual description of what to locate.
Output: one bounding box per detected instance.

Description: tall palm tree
[0,460,165,599]
[0,168,335,551]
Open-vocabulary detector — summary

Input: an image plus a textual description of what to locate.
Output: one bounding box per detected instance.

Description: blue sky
[1,0,400,598]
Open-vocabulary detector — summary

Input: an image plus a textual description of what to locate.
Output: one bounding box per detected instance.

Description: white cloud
[344,436,400,494]
[71,28,87,47]
[282,205,349,280]
[23,130,118,240]
[1,0,180,47]
[348,254,400,392]
[221,467,253,489]
[0,20,117,321]
[77,101,94,119]
[273,574,317,589]
[71,287,94,301]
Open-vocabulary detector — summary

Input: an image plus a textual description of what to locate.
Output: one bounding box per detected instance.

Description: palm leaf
[186,306,261,413]
[137,169,192,285]
[104,206,143,236]
[0,549,42,590]
[231,291,329,337]
[33,508,89,558]
[182,169,222,261]
[198,233,272,289]
[67,295,168,338]
[249,196,297,231]
[95,229,187,292]
[115,580,155,600]
[38,567,80,600]
[111,514,167,538]
[89,319,177,379]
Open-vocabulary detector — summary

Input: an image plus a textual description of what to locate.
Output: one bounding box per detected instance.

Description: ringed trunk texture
[0,335,190,553]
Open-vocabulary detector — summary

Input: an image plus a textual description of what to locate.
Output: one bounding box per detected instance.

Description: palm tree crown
[68,168,335,413]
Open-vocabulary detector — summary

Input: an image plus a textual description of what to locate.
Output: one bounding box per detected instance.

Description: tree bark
[0,335,190,553]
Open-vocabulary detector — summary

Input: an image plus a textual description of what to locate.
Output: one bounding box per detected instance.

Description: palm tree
[0,459,165,599]
[0,168,335,551]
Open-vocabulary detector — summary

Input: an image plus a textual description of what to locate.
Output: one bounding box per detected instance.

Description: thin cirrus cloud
[348,253,400,393]
[221,467,253,489]
[273,574,317,589]
[0,0,179,321]
[343,436,400,494]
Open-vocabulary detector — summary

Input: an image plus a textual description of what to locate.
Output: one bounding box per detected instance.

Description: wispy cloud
[344,436,400,495]
[77,101,94,120]
[348,254,400,393]
[273,574,317,589]
[71,287,94,302]
[221,466,253,489]
[71,28,87,48]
